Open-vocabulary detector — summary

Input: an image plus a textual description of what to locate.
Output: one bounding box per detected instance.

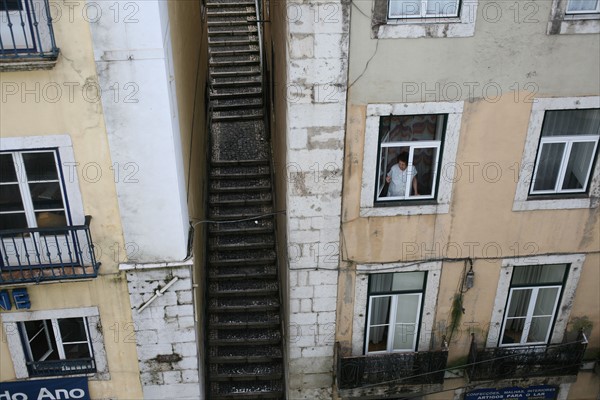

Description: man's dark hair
[397,152,409,164]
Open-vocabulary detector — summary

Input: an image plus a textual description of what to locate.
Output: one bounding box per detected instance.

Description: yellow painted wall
[337,94,600,380]
[0,2,142,397]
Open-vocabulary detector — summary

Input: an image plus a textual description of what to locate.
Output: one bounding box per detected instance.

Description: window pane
[567,0,599,12]
[380,115,441,143]
[35,211,67,229]
[413,147,438,196]
[369,297,391,325]
[426,0,459,16]
[507,289,531,318]
[528,316,552,342]
[512,264,567,285]
[368,326,389,351]
[0,212,28,230]
[533,287,560,316]
[63,343,91,359]
[391,272,425,291]
[562,141,596,190]
[502,318,525,344]
[0,184,25,212]
[59,318,88,343]
[541,109,600,137]
[389,0,421,16]
[22,320,58,361]
[29,182,64,210]
[395,294,420,323]
[0,154,18,182]
[370,274,393,293]
[532,142,565,191]
[22,152,59,181]
[393,324,416,350]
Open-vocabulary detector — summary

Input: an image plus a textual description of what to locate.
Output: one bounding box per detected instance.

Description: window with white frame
[371,0,478,39]
[361,102,463,216]
[566,0,600,14]
[500,264,569,346]
[376,114,445,203]
[0,150,70,232]
[388,0,460,18]
[365,271,426,353]
[2,307,108,380]
[529,109,600,196]
[19,316,96,377]
[548,0,600,35]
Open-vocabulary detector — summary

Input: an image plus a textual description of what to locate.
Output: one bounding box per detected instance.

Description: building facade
[268,0,600,399]
[1,0,207,398]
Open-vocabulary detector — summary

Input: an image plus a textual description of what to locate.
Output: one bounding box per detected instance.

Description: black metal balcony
[0,216,100,284]
[27,358,96,377]
[467,332,588,381]
[1,0,59,68]
[335,342,449,391]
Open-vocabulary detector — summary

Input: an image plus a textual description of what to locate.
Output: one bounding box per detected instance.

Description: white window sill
[360,203,449,217]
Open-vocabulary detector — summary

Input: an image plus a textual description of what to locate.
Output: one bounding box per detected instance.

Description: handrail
[255,0,263,78]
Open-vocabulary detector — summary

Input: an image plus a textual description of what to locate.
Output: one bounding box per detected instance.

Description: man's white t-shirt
[387,164,417,197]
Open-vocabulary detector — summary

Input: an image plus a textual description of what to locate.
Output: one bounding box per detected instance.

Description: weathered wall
[347,1,600,103]
[0,1,142,397]
[124,264,199,399]
[336,1,600,398]
[87,0,190,262]
[283,0,350,398]
[166,0,208,392]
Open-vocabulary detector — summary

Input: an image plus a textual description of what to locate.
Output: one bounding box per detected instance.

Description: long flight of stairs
[205,0,284,398]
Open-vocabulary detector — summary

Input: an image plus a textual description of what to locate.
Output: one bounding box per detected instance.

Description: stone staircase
[205,0,284,398]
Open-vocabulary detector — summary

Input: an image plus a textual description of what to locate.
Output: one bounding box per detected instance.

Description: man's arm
[412,176,419,195]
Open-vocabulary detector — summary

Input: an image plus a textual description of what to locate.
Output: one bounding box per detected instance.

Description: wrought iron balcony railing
[467,332,588,382]
[0,216,100,284]
[27,358,96,377]
[335,342,449,390]
[1,0,59,65]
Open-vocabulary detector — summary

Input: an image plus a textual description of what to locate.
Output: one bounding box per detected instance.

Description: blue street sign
[0,377,90,400]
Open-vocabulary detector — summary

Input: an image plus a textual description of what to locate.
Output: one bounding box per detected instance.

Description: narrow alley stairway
[205,0,285,398]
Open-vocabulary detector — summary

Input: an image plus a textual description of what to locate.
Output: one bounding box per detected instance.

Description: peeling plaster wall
[124,265,200,399]
[284,1,350,398]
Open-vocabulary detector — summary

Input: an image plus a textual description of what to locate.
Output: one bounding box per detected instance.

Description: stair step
[210,362,283,381]
[209,328,281,344]
[210,69,261,79]
[208,211,274,222]
[209,310,280,328]
[213,113,264,122]
[211,48,259,57]
[209,240,274,250]
[209,259,277,269]
[208,20,257,27]
[210,345,282,361]
[208,296,280,312]
[209,37,259,47]
[206,1,255,8]
[209,90,262,100]
[212,79,261,88]
[210,380,284,399]
[208,27,258,36]
[209,280,278,297]
[207,10,256,17]
[210,58,260,67]
[211,101,263,111]
[209,197,272,207]
[209,265,277,280]
[209,223,274,236]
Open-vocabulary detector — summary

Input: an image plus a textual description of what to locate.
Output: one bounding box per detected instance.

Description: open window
[376,114,445,203]
[365,271,426,353]
[499,264,569,346]
[388,0,460,18]
[19,317,96,377]
[529,109,600,196]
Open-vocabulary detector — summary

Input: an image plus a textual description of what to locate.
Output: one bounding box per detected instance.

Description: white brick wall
[125,265,200,399]
[285,0,349,398]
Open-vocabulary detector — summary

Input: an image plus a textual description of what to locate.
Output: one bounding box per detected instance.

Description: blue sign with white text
[0,377,90,400]
[466,385,558,400]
